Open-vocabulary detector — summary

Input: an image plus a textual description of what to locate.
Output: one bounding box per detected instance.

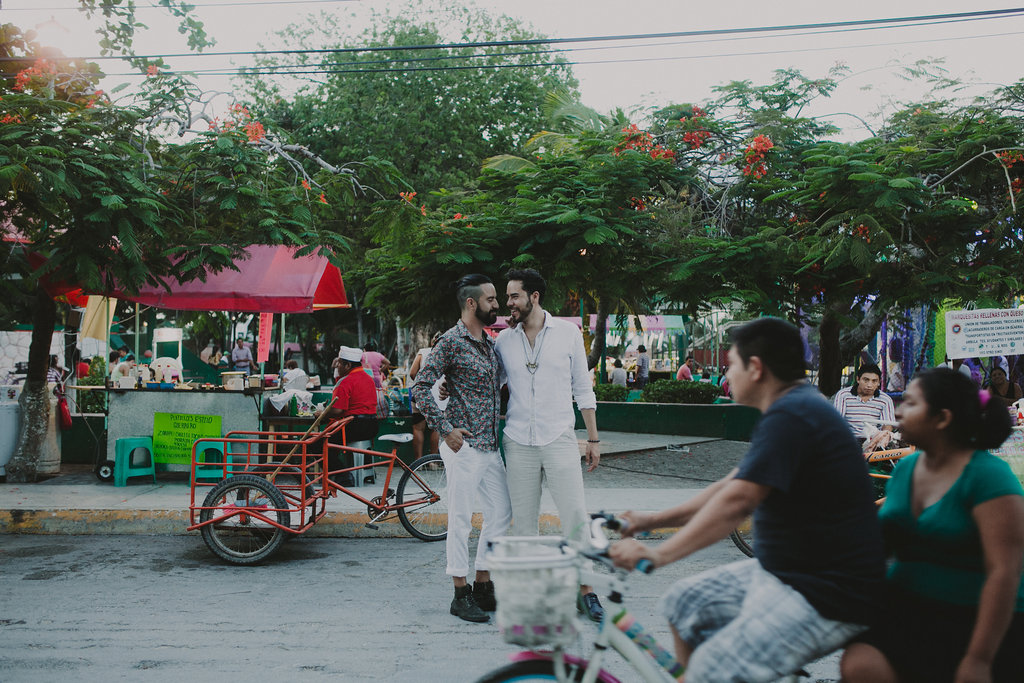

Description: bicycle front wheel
[199,474,291,564]
[730,514,754,557]
[474,659,590,683]
[397,454,448,542]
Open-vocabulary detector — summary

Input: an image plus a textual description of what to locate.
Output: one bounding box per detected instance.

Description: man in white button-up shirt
[496,268,605,622]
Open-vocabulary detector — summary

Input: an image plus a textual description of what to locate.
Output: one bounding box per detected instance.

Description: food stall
[92,245,349,472]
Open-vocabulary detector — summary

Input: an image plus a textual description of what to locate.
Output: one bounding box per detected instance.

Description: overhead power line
[2,0,360,9]
[6,24,1019,80]
[4,6,1023,63]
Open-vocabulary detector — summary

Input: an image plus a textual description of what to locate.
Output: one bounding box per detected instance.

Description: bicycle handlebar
[584,512,655,574]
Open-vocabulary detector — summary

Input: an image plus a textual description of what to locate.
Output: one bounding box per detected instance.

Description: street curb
[0,509,679,539]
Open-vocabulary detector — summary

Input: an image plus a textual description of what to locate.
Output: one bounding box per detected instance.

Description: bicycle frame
[187,417,440,535]
[495,518,685,683]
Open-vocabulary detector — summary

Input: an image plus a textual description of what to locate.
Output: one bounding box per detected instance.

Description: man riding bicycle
[610,318,885,682]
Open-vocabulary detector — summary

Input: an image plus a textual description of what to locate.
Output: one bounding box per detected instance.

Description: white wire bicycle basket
[486,536,580,647]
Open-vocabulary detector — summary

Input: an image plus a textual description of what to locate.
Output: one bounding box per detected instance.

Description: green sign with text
[153,411,222,464]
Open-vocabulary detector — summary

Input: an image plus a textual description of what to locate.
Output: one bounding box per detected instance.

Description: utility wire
[46,13,1012,75]
[3,0,360,9]
[5,6,1023,63]
[33,27,1021,79]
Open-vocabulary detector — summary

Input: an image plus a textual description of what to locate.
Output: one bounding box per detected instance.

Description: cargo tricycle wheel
[397,454,448,541]
[199,474,291,564]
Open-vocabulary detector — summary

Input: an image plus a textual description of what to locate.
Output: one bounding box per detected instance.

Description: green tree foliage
[651,69,1024,394]
[0,21,405,480]
[240,4,578,195]
[363,122,691,363]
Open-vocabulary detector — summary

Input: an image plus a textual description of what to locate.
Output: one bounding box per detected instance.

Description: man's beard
[475,305,498,326]
[508,299,532,326]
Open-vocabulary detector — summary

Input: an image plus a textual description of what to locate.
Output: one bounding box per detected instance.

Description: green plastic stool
[114,437,157,487]
[192,440,228,483]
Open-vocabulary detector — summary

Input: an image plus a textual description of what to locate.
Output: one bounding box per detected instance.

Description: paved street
[0,534,841,682]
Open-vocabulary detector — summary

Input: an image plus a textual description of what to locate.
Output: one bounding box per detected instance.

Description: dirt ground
[585,439,748,489]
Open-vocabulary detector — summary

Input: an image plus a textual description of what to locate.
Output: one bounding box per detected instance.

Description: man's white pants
[438,441,512,577]
[503,428,590,545]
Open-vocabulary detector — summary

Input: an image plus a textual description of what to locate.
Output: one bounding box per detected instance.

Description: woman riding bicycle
[841,368,1024,683]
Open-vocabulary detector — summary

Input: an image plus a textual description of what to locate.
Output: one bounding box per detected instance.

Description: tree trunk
[839,299,892,368]
[586,299,608,371]
[817,305,842,397]
[6,287,57,483]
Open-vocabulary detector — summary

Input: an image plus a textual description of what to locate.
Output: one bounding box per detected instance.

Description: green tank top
[880,450,1024,610]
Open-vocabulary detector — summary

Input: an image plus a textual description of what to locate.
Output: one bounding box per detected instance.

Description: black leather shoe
[577,592,605,623]
[473,580,496,611]
[451,586,489,623]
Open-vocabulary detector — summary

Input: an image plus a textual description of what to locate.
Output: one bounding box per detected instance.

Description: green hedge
[640,379,722,404]
[594,383,629,402]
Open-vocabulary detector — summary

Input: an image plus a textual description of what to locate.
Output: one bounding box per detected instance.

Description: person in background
[362,342,391,389]
[609,358,627,387]
[635,344,650,389]
[199,341,213,364]
[676,355,696,381]
[611,318,885,682]
[230,337,253,375]
[107,350,120,379]
[410,274,511,624]
[315,346,379,488]
[408,332,443,460]
[208,344,222,367]
[841,368,1024,683]
[74,352,91,380]
[986,360,1022,408]
[112,354,136,380]
[46,355,65,385]
[831,363,895,451]
[700,366,713,382]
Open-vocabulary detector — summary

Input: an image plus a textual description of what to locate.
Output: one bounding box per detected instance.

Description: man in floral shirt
[411,273,512,623]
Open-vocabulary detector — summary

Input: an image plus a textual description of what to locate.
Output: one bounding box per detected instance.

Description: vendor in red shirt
[317,345,379,486]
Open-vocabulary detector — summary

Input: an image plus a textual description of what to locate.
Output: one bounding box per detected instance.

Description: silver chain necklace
[521,324,546,375]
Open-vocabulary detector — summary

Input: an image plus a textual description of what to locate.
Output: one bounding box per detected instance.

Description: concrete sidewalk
[0,431,713,536]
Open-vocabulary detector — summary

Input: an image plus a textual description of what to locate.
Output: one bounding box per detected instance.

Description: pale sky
[5,0,1024,137]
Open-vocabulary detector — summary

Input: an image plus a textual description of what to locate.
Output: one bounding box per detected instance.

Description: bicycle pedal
[364,522,379,530]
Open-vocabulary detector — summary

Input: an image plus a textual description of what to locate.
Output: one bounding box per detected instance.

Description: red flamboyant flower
[301,179,311,190]
[742,135,774,178]
[453,213,463,219]
[318,193,328,204]
[147,65,159,77]
[244,121,265,142]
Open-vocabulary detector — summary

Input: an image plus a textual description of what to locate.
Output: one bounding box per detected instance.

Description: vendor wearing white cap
[316,345,379,487]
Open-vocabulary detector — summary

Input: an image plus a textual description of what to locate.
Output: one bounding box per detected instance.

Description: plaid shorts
[660,559,865,683]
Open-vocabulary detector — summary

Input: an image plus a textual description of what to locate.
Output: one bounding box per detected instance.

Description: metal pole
[134,303,140,361]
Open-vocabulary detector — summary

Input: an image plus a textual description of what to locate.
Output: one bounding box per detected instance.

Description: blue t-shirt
[881,450,1024,611]
[735,383,886,624]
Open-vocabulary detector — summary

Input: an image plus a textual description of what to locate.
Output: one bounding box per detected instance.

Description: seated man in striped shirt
[831,363,894,450]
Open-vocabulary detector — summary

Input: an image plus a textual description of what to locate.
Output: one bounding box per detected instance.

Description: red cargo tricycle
[187,414,447,564]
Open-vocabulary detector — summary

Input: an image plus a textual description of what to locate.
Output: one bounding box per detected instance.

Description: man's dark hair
[729,317,807,382]
[505,268,546,304]
[685,355,694,362]
[856,363,882,379]
[452,274,492,310]
[614,359,623,368]
[363,341,377,352]
[638,345,647,353]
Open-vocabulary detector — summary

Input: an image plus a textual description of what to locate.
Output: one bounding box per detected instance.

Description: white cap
[338,346,363,363]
